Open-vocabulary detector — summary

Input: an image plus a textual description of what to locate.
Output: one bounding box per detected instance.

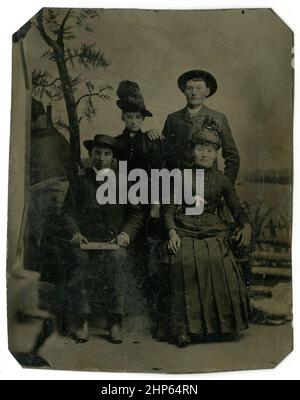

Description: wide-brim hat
[177,70,217,97]
[116,80,153,117]
[116,99,153,117]
[83,134,121,156]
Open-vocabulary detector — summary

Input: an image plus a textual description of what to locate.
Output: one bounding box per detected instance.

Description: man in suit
[160,70,240,184]
[61,134,143,343]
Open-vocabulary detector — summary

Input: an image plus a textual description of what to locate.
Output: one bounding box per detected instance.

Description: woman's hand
[115,232,130,248]
[71,232,88,247]
[168,229,181,254]
[235,223,252,247]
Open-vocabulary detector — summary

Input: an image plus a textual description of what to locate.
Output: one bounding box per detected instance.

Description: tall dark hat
[116,80,153,117]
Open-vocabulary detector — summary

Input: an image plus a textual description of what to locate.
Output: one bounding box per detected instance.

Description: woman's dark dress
[116,128,163,172]
[164,166,251,337]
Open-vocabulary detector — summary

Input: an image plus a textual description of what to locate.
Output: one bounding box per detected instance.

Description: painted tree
[32,8,112,165]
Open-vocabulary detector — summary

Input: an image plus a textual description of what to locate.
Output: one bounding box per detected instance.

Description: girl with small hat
[115,81,168,335]
[163,116,252,348]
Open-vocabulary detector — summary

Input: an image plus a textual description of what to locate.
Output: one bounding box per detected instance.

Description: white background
[0,0,298,381]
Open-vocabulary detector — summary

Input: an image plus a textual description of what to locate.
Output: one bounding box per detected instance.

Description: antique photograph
[7,8,293,373]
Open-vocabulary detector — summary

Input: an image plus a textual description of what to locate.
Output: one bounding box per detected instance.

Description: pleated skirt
[168,235,250,337]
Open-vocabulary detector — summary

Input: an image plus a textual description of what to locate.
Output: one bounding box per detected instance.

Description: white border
[0,0,298,380]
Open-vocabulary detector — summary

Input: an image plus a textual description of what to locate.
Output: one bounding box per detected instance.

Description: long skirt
[168,235,250,337]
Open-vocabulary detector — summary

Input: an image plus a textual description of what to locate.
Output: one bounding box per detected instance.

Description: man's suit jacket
[162,105,240,183]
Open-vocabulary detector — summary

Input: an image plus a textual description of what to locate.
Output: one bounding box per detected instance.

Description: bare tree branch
[57,8,73,44]
[36,9,59,50]
[75,91,109,107]
[40,77,61,87]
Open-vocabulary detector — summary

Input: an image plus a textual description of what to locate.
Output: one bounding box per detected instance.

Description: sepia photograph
[6,7,293,374]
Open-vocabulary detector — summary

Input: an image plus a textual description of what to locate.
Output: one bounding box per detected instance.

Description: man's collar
[170,104,211,123]
[187,103,204,115]
[182,104,209,121]
[92,166,114,175]
[122,128,143,136]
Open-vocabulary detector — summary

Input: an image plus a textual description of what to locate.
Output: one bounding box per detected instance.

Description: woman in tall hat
[115,80,162,173]
[115,81,168,335]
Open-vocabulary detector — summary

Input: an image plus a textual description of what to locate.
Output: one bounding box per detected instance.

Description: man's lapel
[85,168,98,187]
[171,105,210,154]
[177,104,210,124]
[183,106,193,123]
[173,107,191,123]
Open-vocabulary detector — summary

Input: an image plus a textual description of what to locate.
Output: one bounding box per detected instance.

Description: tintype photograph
[7,8,293,373]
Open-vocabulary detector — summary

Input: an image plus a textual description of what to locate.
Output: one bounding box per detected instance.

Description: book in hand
[80,242,119,251]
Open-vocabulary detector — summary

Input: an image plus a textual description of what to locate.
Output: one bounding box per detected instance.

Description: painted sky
[26,8,294,173]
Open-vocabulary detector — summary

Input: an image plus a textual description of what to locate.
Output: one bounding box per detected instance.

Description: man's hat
[177,70,217,97]
[116,80,153,117]
[31,97,46,121]
[83,134,121,155]
[192,116,222,149]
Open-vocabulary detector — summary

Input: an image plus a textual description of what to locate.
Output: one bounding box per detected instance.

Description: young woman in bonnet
[163,116,252,348]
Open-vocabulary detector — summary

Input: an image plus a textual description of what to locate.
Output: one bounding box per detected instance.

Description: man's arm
[223,175,250,228]
[161,116,173,169]
[223,175,252,247]
[221,115,240,184]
